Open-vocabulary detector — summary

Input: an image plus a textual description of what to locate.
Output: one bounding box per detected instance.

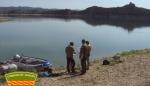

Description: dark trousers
[81,58,86,74]
[67,58,75,73]
[86,56,90,69]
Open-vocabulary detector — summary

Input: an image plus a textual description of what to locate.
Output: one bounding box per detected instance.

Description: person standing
[79,39,88,75]
[65,42,76,74]
[86,41,92,70]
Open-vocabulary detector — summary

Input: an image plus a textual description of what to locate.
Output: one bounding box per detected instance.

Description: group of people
[65,39,91,75]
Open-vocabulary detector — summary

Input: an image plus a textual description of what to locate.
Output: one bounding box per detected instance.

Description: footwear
[67,71,71,74]
[69,72,75,75]
[72,71,77,73]
[80,72,85,75]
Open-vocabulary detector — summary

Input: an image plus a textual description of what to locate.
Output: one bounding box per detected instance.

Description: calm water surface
[0,18,150,66]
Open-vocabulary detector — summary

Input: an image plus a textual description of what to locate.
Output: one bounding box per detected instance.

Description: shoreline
[0,17,10,22]
[36,48,150,86]
[1,48,150,86]
[54,48,150,69]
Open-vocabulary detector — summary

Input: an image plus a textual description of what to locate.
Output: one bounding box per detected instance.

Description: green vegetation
[108,48,150,65]
[117,49,150,57]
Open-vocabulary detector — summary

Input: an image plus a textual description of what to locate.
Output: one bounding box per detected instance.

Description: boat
[0,63,17,74]
[6,54,53,74]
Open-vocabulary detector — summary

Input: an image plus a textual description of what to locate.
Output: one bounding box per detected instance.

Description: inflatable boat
[6,54,53,74]
[0,63,17,74]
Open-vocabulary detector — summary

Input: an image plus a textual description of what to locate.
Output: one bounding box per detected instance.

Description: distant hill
[78,2,150,20]
[0,7,50,14]
[1,3,150,31]
[0,2,150,18]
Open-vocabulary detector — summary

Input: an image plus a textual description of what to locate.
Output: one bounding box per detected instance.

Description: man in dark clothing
[65,42,75,73]
[80,39,88,75]
[86,41,92,70]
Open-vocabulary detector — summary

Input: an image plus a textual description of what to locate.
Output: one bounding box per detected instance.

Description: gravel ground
[36,54,150,86]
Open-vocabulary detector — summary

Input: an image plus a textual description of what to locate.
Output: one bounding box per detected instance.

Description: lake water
[0,17,150,66]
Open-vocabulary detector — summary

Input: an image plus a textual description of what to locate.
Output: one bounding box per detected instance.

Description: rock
[102,60,110,65]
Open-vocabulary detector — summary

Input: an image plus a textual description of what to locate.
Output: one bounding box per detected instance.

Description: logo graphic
[5,72,37,86]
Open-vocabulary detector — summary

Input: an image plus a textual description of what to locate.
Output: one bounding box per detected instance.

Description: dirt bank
[36,49,150,86]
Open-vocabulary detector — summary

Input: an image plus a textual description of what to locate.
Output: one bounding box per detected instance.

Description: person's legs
[83,58,86,73]
[70,58,75,73]
[86,56,89,70]
[81,58,86,74]
[67,58,71,73]
[80,58,84,73]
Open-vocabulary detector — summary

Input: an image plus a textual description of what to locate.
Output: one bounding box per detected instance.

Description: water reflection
[81,18,150,32]
[0,17,150,66]
[48,17,150,32]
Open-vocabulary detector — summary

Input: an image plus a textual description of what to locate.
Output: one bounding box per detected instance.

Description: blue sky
[0,0,150,9]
